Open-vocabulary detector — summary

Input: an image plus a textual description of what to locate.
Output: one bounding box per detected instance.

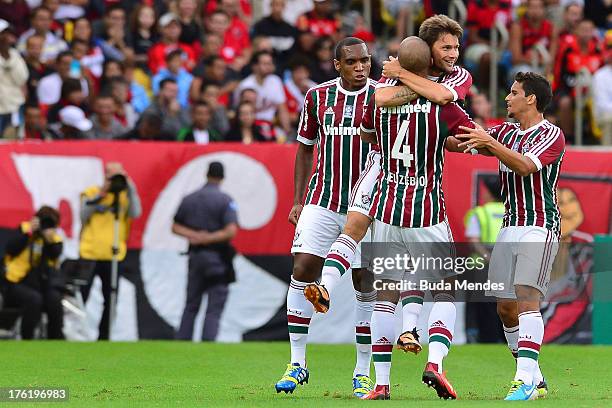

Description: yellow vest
[464,202,505,244]
[4,222,62,283]
[79,186,131,261]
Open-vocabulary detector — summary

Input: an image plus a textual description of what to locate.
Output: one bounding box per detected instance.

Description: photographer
[79,162,141,340]
[2,206,64,339]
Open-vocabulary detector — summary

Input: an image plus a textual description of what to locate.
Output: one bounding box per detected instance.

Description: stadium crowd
[0,0,610,145]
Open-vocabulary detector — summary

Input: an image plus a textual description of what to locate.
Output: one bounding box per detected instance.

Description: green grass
[1,342,611,407]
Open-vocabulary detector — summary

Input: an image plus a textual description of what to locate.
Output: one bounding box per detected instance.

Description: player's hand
[456,125,493,153]
[191,230,212,246]
[30,217,40,232]
[41,228,56,242]
[288,204,303,226]
[382,57,402,79]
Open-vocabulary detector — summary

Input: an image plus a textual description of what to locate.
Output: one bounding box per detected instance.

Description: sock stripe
[400,290,425,298]
[356,290,377,302]
[287,315,311,325]
[336,236,357,251]
[401,296,424,306]
[323,259,346,276]
[429,327,453,341]
[374,305,396,314]
[518,311,541,318]
[372,354,392,362]
[289,278,308,291]
[356,335,371,344]
[518,340,541,352]
[288,325,309,334]
[518,349,539,360]
[372,344,393,352]
[429,334,451,349]
[327,253,351,270]
[503,325,519,333]
[356,326,371,334]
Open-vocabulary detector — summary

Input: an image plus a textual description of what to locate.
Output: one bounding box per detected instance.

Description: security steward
[464,175,506,343]
[2,206,64,339]
[79,162,142,340]
[173,162,238,341]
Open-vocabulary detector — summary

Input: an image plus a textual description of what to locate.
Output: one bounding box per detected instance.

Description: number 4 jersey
[361,81,475,228]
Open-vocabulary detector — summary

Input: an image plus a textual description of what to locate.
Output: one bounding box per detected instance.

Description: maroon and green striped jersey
[297,77,377,214]
[361,82,476,228]
[488,120,565,235]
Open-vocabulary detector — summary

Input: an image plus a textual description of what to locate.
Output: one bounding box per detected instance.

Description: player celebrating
[274,37,377,398]
[457,72,564,400]
[360,37,477,400]
[304,14,472,356]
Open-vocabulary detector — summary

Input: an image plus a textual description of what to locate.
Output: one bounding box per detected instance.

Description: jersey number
[391,119,413,168]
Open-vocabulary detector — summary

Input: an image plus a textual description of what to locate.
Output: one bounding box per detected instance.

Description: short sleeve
[440,67,473,102]
[223,199,239,226]
[173,199,189,225]
[440,103,476,137]
[360,98,375,133]
[375,76,397,89]
[524,127,565,170]
[297,89,318,145]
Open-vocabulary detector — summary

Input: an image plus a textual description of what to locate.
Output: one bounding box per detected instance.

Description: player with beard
[304,14,472,357]
[274,37,377,398]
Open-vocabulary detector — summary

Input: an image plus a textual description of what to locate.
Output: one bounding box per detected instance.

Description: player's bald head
[398,36,431,76]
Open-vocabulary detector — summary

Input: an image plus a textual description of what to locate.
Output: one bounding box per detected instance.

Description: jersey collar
[336,77,369,96]
[518,119,547,134]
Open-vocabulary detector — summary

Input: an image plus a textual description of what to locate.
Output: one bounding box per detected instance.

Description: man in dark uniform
[172,162,238,341]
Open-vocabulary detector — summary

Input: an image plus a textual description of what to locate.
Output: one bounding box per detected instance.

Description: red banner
[0,142,610,256]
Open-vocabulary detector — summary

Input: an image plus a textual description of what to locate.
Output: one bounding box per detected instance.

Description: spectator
[71,18,105,79]
[24,34,53,105]
[592,32,612,138]
[225,101,268,143]
[48,105,92,139]
[296,0,340,39]
[116,112,164,141]
[553,19,603,139]
[19,103,52,140]
[199,82,230,135]
[234,51,291,139]
[0,0,30,37]
[46,78,88,125]
[584,0,611,30]
[148,12,196,74]
[217,0,252,49]
[124,62,151,114]
[464,0,513,90]
[469,92,505,128]
[106,77,139,129]
[177,102,223,143]
[52,0,85,21]
[37,51,89,106]
[549,2,583,66]
[190,55,239,107]
[284,58,316,129]
[261,0,313,26]
[204,0,252,23]
[176,0,202,47]
[97,6,134,62]
[99,59,124,90]
[143,78,190,139]
[509,0,554,75]
[17,7,67,63]
[288,30,317,62]
[251,0,298,65]
[240,35,274,77]
[309,35,336,84]
[152,49,193,109]
[173,161,238,341]
[2,206,64,339]
[199,32,223,60]
[90,93,127,139]
[79,162,142,340]
[383,0,419,39]
[129,4,158,70]
[205,10,246,69]
[0,20,28,136]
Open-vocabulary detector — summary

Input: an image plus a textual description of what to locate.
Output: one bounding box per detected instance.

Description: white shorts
[348,150,381,216]
[291,204,370,268]
[370,219,455,282]
[486,226,559,299]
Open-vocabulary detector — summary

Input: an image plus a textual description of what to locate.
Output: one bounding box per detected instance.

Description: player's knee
[343,214,370,242]
[496,301,516,323]
[292,256,322,283]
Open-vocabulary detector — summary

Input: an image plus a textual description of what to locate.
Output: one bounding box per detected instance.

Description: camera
[109,174,128,193]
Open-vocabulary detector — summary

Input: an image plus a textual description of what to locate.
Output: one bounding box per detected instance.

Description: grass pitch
[1,342,611,407]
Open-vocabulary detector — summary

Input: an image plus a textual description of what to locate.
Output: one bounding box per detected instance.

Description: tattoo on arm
[390,86,417,105]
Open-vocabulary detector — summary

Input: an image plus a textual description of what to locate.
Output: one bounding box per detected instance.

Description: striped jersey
[488,120,565,235]
[297,77,377,214]
[362,82,476,228]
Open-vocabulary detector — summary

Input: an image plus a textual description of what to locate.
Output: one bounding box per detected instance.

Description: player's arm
[382,58,455,105]
[456,126,538,176]
[375,85,419,107]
